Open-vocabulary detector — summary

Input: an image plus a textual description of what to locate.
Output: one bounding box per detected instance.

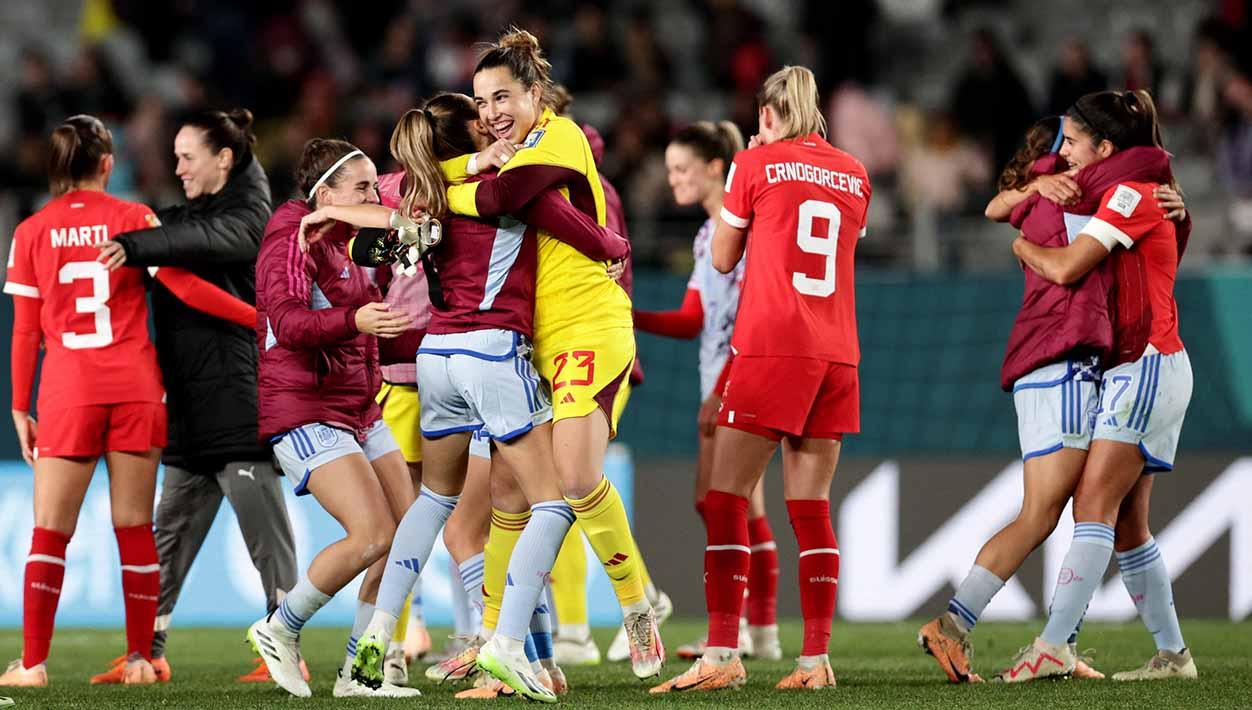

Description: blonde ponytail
[758,66,826,140]
[390,109,449,219]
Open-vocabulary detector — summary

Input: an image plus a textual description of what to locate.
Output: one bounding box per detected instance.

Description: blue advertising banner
[0,446,634,628]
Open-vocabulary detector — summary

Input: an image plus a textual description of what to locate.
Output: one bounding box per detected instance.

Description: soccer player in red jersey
[1,115,256,689]
[996,91,1197,683]
[653,66,871,694]
[635,121,781,661]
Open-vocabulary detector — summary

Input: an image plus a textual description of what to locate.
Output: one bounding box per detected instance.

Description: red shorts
[718,356,859,441]
[36,402,167,459]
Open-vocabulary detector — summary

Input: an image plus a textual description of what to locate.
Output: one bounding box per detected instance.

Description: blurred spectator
[827,82,900,177]
[623,10,672,92]
[1120,29,1164,98]
[899,110,991,215]
[951,27,1036,174]
[565,4,624,93]
[1047,38,1107,114]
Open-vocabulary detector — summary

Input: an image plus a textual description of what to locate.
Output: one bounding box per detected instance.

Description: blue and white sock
[1117,537,1186,653]
[531,589,555,669]
[496,501,574,643]
[375,486,459,619]
[459,552,486,633]
[345,600,375,670]
[947,564,1005,633]
[411,576,424,625]
[275,575,332,636]
[450,557,475,637]
[1041,522,1115,646]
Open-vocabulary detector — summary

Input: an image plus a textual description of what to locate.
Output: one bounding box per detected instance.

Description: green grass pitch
[3,619,1249,709]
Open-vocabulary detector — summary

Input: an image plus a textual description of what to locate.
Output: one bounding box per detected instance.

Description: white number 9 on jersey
[792,199,841,297]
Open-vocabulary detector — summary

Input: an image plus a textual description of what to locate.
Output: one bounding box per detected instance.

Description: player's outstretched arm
[1012,234,1109,286]
[520,189,628,261]
[110,196,270,266]
[447,164,581,219]
[634,288,703,339]
[150,267,256,328]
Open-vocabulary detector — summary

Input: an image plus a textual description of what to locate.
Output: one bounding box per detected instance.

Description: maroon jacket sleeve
[520,190,629,261]
[263,232,359,349]
[472,164,584,217]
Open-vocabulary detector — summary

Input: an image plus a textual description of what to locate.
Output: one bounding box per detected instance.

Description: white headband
[310,149,364,195]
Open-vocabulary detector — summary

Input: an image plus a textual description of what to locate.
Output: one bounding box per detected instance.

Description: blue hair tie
[1050,115,1065,153]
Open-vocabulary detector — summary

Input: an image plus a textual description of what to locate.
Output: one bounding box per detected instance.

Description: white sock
[345,600,374,667]
[530,588,555,664]
[1041,523,1114,646]
[702,646,738,665]
[458,552,485,634]
[376,486,459,616]
[1117,537,1186,653]
[411,576,424,625]
[450,557,475,636]
[496,502,573,642]
[797,654,829,670]
[947,565,1005,633]
[275,575,332,636]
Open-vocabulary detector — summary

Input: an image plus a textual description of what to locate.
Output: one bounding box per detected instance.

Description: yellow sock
[484,508,530,634]
[565,477,646,607]
[393,593,412,642]
[551,524,588,626]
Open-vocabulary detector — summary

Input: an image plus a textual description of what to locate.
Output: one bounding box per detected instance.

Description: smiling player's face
[1059,121,1111,170]
[317,157,379,208]
[666,143,716,207]
[473,67,541,145]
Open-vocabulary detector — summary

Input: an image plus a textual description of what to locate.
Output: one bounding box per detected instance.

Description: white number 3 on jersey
[792,199,841,297]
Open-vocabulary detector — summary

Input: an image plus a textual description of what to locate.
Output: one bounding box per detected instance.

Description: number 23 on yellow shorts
[535,327,635,434]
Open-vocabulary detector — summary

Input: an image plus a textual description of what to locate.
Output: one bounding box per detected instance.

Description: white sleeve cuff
[3,282,40,298]
[720,206,749,229]
[859,226,868,239]
[1083,217,1133,250]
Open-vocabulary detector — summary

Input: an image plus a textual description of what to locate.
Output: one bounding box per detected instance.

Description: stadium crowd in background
[3,0,1252,275]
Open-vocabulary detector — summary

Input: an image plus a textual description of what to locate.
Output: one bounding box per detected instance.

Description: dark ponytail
[182,107,257,169]
[1066,89,1163,153]
[48,114,113,196]
[670,120,745,176]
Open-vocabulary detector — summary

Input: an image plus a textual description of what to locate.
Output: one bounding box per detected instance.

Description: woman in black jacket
[93,108,299,685]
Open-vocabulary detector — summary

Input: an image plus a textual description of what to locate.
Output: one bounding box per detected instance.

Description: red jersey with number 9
[4,190,164,410]
[720,133,871,364]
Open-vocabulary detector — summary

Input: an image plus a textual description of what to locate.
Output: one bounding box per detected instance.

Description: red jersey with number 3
[721,133,871,364]
[4,190,164,410]
[1083,181,1183,362]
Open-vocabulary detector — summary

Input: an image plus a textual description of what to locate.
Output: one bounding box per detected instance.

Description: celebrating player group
[3,23,1197,701]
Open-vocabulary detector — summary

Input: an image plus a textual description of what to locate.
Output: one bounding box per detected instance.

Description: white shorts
[417,329,551,442]
[469,429,492,460]
[273,419,400,495]
[1012,356,1101,461]
[1093,347,1192,472]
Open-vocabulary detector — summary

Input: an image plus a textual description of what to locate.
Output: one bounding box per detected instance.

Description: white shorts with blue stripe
[1093,346,1192,472]
[469,429,492,460]
[273,419,400,495]
[1012,356,1101,461]
[416,328,552,443]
